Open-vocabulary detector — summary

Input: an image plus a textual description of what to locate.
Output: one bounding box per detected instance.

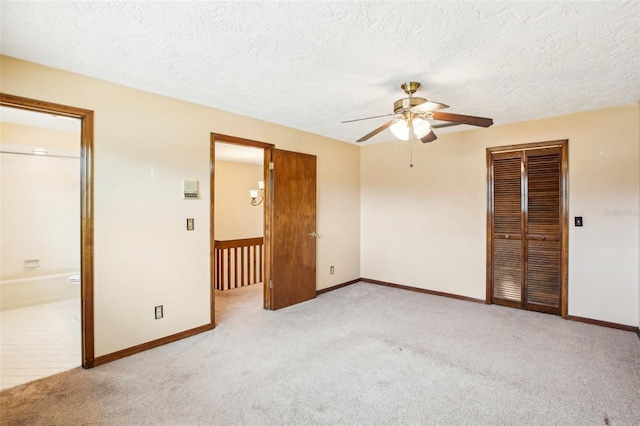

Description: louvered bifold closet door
[491,152,524,308]
[524,148,562,314]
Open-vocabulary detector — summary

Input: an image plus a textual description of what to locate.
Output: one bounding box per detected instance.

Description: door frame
[0,93,95,367]
[210,133,275,320]
[486,139,569,318]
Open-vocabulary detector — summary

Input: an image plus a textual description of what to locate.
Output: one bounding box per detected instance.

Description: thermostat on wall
[182,179,199,199]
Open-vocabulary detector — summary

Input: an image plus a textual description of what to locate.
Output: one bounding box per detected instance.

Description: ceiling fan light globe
[412,117,431,138]
[390,119,410,140]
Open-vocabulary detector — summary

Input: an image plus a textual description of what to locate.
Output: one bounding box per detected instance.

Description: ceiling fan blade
[432,112,493,127]
[412,101,449,112]
[431,122,460,129]
[356,120,394,142]
[342,113,398,124]
[420,130,437,143]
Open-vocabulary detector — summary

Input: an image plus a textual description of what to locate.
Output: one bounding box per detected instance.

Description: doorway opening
[0,94,94,390]
[210,133,319,324]
[213,140,267,321]
[210,134,274,325]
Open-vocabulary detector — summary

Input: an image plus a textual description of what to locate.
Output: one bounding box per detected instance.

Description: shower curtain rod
[0,150,79,159]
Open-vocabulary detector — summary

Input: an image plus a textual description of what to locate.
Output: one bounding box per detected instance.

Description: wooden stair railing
[214,237,264,291]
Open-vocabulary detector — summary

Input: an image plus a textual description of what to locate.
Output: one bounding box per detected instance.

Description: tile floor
[0,298,81,391]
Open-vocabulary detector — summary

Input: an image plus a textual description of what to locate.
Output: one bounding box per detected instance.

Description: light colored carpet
[1,282,639,425]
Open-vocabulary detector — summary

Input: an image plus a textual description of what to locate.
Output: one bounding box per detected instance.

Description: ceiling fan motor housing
[393,97,427,114]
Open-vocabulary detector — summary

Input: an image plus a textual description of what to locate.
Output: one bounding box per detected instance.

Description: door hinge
[269,162,274,170]
[269,280,273,288]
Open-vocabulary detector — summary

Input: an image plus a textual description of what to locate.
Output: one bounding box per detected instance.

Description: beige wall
[361,105,639,327]
[0,55,361,357]
[214,160,263,241]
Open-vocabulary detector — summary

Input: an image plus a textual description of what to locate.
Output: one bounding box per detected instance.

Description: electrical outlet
[155,305,163,319]
[330,266,335,275]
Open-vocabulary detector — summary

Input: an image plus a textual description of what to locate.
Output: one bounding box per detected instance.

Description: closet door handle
[505,235,510,239]
[540,236,546,241]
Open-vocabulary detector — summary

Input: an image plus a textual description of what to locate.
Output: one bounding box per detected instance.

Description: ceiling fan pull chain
[410,141,414,168]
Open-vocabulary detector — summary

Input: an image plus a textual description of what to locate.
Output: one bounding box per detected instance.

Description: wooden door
[524,148,562,313]
[488,141,568,317]
[269,149,317,310]
[490,152,524,308]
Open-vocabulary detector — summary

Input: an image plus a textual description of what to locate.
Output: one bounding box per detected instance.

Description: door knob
[505,235,510,239]
[540,236,546,241]
[308,232,317,238]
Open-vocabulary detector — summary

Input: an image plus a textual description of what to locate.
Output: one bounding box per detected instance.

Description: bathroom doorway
[0,94,94,390]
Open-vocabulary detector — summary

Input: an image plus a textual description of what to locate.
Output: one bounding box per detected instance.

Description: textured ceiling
[1,1,638,145]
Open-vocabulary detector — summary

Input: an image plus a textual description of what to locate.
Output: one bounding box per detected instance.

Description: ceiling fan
[343,82,493,143]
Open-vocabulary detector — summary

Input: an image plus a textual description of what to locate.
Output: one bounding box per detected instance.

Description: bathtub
[0,271,80,311]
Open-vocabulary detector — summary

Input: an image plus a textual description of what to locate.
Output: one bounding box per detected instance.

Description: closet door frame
[486,140,569,318]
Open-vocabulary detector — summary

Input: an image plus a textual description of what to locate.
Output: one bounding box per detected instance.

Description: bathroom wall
[1,121,80,151]
[214,160,264,241]
[0,122,81,309]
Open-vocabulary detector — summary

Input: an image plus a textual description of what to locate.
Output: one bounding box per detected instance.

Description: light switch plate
[574,216,583,227]
[187,218,194,231]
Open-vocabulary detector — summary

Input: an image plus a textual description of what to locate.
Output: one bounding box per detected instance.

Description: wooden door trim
[487,140,568,154]
[486,140,569,318]
[559,141,569,318]
[0,93,95,368]
[263,147,274,309]
[211,133,274,149]
[485,149,494,304]
[210,133,275,316]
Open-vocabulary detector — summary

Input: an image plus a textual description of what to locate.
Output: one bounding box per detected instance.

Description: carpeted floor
[1,282,639,425]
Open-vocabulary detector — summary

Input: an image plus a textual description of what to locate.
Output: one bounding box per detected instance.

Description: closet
[487,140,568,317]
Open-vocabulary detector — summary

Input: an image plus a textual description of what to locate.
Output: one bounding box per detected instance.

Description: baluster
[252,244,257,284]
[226,248,231,290]
[241,246,246,287]
[215,248,219,290]
[258,244,263,283]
